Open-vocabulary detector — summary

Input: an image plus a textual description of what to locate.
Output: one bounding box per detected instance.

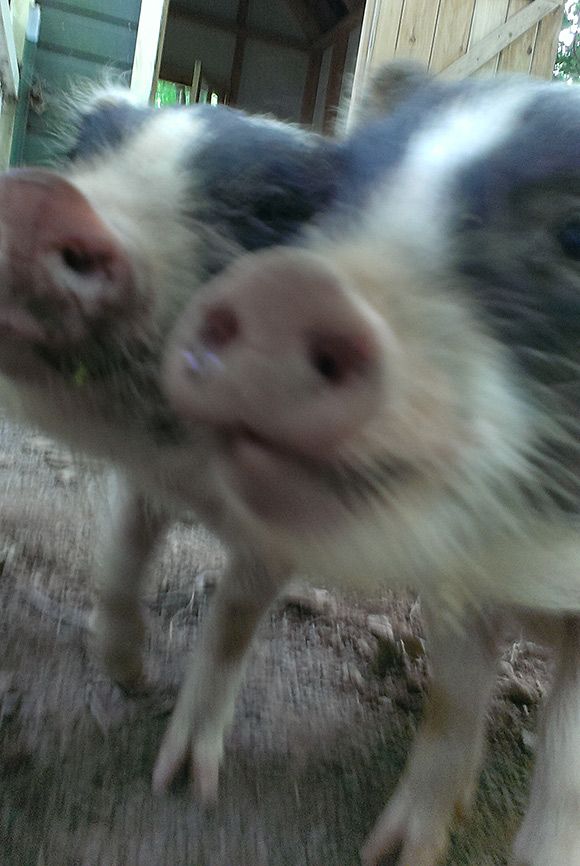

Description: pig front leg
[90,473,170,689]
[152,546,289,800]
[511,616,580,866]
[362,605,501,866]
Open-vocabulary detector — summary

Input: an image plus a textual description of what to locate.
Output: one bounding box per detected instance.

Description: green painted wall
[22,0,142,165]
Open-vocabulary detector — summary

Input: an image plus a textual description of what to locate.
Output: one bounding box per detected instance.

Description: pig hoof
[361,834,447,866]
[152,724,222,802]
[360,801,449,866]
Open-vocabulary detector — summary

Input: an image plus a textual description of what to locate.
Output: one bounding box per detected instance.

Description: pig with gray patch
[0,93,338,797]
[163,67,580,865]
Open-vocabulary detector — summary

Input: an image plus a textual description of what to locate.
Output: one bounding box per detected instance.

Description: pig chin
[217,431,351,530]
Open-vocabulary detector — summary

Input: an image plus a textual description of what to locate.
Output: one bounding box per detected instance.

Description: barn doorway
[154,1,366,133]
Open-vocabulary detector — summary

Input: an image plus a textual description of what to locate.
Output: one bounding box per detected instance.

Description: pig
[0,91,339,798]
[162,66,580,865]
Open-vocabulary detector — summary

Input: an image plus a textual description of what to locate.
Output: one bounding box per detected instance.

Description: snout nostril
[200,305,239,349]
[312,349,343,384]
[61,246,100,275]
[310,335,371,387]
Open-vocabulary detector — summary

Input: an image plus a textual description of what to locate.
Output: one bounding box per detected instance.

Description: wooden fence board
[430,0,477,71]
[368,0,405,65]
[348,0,564,129]
[396,0,442,62]
[444,0,561,78]
[531,2,563,77]
[497,0,536,74]
[349,0,404,109]
[466,0,510,75]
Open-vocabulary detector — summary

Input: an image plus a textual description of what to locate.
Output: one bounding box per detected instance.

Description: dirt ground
[0,413,552,866]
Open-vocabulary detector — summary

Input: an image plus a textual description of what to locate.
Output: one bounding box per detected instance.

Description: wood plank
[443,0,560,79]
[40,6,137,63]
[361,0,405,66]
[169,4,307,51]
[131,0,168,100]
[0,0,19,96]
[324,34,349,133]
[430,0,476,72]
[300,47,322,124]
[348,0,405,115]
[466,0,510,76]
[396,0,442,63]
[149,0,169,99]
[228,0,249,106]
[530,1,564,78]
[497,0,536,74]
[41,0,142,20]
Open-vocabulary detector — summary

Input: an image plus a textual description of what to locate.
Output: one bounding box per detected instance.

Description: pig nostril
[61,246,99,275]
[310,335,370,387]
[312,350,343,384]
[200,305,239,349]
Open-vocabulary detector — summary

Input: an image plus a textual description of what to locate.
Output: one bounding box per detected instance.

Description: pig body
[164,70,580,864]
[0,95,338,793]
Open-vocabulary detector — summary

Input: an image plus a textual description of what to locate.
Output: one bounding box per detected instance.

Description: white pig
[163,67,580,865]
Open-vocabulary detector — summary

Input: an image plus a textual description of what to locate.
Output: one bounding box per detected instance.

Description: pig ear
[350,60,431,127]
[63,84,151,164]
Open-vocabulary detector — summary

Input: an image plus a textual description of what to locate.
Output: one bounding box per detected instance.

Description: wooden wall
[352,0,564,111]
[22,0,142,165]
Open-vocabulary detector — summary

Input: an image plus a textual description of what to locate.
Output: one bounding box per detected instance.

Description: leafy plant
[555,1,580,80]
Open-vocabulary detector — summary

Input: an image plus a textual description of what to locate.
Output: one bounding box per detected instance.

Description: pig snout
[164,248,392,458]
[0,169,137,346]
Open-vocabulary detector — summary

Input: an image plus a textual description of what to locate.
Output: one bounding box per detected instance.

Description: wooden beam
[169,4,308,51]
[300,48,322,125]
[0,0,19,97]
[313,5,364,52]
[283,0,323,40]
[323,34,349,134]
[229,0,249,106]
[443,0,561,79]
[131,0,169,101]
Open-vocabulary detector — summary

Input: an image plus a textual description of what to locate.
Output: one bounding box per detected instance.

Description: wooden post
[229,0,249,107]
[324,34,349,134]
[300,48,322,125]
[131,0,170,102]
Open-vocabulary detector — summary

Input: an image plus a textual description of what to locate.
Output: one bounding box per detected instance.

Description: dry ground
[0,414,551,865]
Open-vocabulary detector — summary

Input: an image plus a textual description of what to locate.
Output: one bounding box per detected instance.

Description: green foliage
[154,80,192,107]
[555,1,580,80]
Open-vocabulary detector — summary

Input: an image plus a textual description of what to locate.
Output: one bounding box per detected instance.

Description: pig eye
[557,220,580,260]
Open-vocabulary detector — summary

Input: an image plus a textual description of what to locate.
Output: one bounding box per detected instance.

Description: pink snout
[164,248,392,458]
[0,168,136,346]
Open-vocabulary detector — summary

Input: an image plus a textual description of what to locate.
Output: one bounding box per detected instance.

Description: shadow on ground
[0,417,542,865]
